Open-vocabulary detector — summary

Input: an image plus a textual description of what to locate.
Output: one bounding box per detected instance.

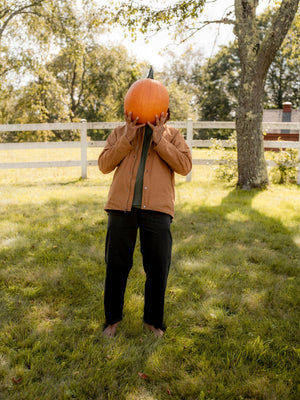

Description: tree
[194,45,239,120]
[99,0,299,189]
[0,1,74,74]
[234,0,298,188]
[159,46,236,137]
[0,67,70,142]
[0,44,145,141]
[263,12,300,108]
[0,0,102,86]
[48,44,143,123]
[188,10,299,124]
[159,46,200,121]
[190,45,239,139]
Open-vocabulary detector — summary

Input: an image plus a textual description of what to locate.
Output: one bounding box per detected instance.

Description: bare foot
[103,322,119,337]
[144,322,164,337]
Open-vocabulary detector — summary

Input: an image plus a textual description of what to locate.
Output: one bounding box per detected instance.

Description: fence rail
[0,120,299,183]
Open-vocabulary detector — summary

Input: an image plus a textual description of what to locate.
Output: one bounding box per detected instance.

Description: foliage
[209,134,298,185]
[269,148,298,184]
[0,168,299,399]
[166,80,195,121]
[99,0,206,39]
[190,10,300,123]
[193,45,239,122]
[159,46,200,121]
[0,0,84,78]
[48,44,143,122]
[209,132,238,183]
[159,9,299,133]
[102,0,298,188]
[0,0,299,149]
[0,44,145,142]
[262,11,300,108]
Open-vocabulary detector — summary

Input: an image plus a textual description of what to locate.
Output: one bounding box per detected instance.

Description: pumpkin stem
[147,66,154,79]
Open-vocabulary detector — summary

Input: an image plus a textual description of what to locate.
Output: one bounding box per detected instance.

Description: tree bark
[236,70,268,189]
[234,0,299,189]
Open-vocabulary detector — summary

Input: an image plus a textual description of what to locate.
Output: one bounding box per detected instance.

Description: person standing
[98,110,192,337]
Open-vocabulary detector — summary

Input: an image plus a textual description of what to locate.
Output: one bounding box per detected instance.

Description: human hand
[124,111,145,142]
[147,112,169,144]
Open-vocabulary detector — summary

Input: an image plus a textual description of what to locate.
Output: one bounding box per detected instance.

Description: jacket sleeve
[98,127,133,174]
[154,127,192,176]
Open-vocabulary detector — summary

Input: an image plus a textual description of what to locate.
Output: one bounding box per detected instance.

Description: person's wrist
[125,128,135,142]
[152,129,163,145]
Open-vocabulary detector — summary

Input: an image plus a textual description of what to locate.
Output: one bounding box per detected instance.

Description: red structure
[263,102,300,150]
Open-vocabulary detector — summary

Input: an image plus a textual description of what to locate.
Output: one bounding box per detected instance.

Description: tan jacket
[98,124,192,217]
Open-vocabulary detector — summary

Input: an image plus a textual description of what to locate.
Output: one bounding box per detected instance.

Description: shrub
[210,134,298,185]
[209,131,238,183]
[269,148,298,184]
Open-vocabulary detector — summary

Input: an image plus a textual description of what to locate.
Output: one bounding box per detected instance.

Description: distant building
[263,102,300,150]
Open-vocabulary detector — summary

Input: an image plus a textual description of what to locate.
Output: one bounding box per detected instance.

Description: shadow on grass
[0,187,299,400]
[165,188,300,399]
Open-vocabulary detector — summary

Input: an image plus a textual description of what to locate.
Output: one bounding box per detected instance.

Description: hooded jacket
[98,123,192,217]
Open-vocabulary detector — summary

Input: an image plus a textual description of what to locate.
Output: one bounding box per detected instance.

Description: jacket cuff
[153,133,166,151]
[120,133,134,150]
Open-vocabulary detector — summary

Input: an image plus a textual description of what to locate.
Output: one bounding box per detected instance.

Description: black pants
[104,208,172,330]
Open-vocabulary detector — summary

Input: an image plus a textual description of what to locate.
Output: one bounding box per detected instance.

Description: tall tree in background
[234,0,299,188]
[48,44,143,124]
[0,0,77,78]
[0,0,104,93]
[100,0,299,189]
[159,46,201,120]
[194,45,239,121]
[262,11,300,108]
[0,44,145,141]
[188,10,299,123]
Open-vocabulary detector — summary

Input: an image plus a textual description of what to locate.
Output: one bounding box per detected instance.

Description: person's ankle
[103,322,120,337]
[144,322,164,337]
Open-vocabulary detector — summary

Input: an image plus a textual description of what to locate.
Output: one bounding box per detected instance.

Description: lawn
[0,159,299,400]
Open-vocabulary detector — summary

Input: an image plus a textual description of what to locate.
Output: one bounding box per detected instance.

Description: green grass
[0,157,300,400]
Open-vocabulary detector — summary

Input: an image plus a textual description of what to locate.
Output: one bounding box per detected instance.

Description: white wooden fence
[0,119,299,184]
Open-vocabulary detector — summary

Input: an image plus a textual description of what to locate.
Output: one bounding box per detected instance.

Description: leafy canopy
[99,0,208,40]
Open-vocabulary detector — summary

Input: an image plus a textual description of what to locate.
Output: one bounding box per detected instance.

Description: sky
[96,0,275,69]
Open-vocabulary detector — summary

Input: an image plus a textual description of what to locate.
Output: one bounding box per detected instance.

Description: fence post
[186,118,193,182]
[80,119,88,179]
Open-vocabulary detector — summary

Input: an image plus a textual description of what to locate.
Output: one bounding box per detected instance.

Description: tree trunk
[234,0,299,189]
[236,70,268,189]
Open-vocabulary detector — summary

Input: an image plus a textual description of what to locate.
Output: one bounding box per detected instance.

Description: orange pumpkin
[124,78,169,124]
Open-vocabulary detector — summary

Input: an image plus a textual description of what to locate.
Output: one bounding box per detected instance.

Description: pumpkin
[124,73,169,124]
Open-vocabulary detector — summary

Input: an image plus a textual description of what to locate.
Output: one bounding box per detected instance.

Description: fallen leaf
[12,377,22,384]
[167,388,172,395]
[138,372,147,380]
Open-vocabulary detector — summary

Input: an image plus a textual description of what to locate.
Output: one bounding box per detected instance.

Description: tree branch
[169,17,235,44]
[257,0,299,80]
[201,18,235,25]
[234,0,261,67]
[0,0,44,40]
[0,7,12,21]
[70,62,77,120]
[77,55,86,108]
